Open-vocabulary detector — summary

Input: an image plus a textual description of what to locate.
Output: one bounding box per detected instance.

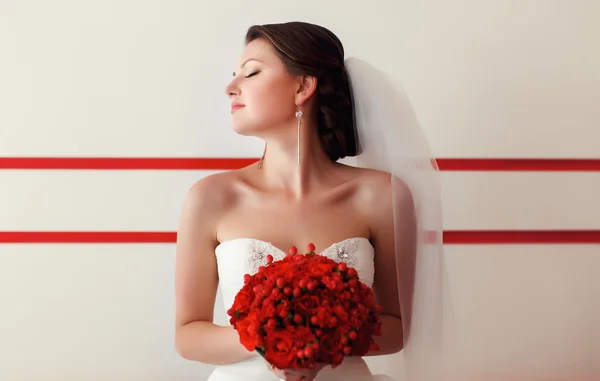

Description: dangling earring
[258,142,267,169]
[295,106,303,166]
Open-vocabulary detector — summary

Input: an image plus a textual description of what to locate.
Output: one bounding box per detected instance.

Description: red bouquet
[227,243,382,370]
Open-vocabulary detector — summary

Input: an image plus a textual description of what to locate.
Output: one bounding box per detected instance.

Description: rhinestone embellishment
[244,238,359,274]
[322,238,359,266]
[246,240,285,275]
[295,110,304,118]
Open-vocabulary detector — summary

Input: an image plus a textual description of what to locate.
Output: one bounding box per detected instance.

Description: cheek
[232,80,295,133]
[257,90,293,119]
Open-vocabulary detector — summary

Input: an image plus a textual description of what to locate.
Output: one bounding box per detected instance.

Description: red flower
[305,262,331,277]
[228,244,383,370]
[319,333,344,367]
[231,288,252,310]
[260,300,277,319]
[295,295,320,315]
[263,330,297,369]
[236,311,261,351]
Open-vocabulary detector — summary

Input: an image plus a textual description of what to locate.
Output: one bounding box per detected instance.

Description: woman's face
[225,38,300,136]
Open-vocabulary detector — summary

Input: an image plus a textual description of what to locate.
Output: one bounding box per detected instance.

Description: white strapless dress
[209,237,394,381]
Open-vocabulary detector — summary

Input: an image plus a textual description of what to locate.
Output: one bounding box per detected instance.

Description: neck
[258,123,336,197]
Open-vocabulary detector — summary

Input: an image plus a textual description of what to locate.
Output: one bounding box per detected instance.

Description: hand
[265,361,326,381]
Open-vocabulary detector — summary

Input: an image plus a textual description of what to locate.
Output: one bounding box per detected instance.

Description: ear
[294,75,318,106]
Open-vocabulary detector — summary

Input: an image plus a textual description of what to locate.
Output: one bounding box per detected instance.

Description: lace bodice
[215,237,376,320]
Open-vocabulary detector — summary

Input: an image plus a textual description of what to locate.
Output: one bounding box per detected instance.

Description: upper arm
[368,174,417,322]
[174,175,229,329]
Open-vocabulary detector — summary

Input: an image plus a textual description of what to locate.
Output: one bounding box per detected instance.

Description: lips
[231,103,245,113]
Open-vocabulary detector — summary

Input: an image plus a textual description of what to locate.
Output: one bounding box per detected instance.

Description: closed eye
[245,71,260,78]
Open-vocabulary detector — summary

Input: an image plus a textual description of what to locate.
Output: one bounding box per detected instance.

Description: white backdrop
[1,0,599,380]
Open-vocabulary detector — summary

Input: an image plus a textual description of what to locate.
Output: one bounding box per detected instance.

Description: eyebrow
[240,58,262,68]
[233,58,263,77]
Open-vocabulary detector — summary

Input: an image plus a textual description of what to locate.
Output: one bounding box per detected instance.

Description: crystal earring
[295,107,303,166]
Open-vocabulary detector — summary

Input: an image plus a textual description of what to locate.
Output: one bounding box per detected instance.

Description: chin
[231,121,263,137]
[231,113,274,136]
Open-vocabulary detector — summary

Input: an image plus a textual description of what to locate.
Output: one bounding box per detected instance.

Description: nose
[224,80,240,97]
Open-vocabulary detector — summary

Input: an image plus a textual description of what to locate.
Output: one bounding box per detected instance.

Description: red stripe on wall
[437,158,600,171]
[1,230,598,244]
[0,232,177,244]
[0,157,257,170]
[1,157,599,171]
[444,230,600,244]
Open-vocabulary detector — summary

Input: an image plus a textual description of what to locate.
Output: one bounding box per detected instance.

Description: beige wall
[1,0,598,380]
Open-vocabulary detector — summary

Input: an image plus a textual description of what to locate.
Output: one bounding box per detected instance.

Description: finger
[284,375,305,381]
[287,369,314,376]
[284,371,305,377]
[267,365,297,381]
[289,373,312,381]
[279,370,306,381]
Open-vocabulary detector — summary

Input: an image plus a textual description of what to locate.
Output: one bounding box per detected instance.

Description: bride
[174,22,452,381]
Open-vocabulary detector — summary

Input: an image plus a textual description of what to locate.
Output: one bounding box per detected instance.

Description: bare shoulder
[349,167,413,212]
[182,170,240,212]
[177,170,248,241]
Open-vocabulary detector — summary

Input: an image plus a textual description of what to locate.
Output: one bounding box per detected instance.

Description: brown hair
[245,22,359,162]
